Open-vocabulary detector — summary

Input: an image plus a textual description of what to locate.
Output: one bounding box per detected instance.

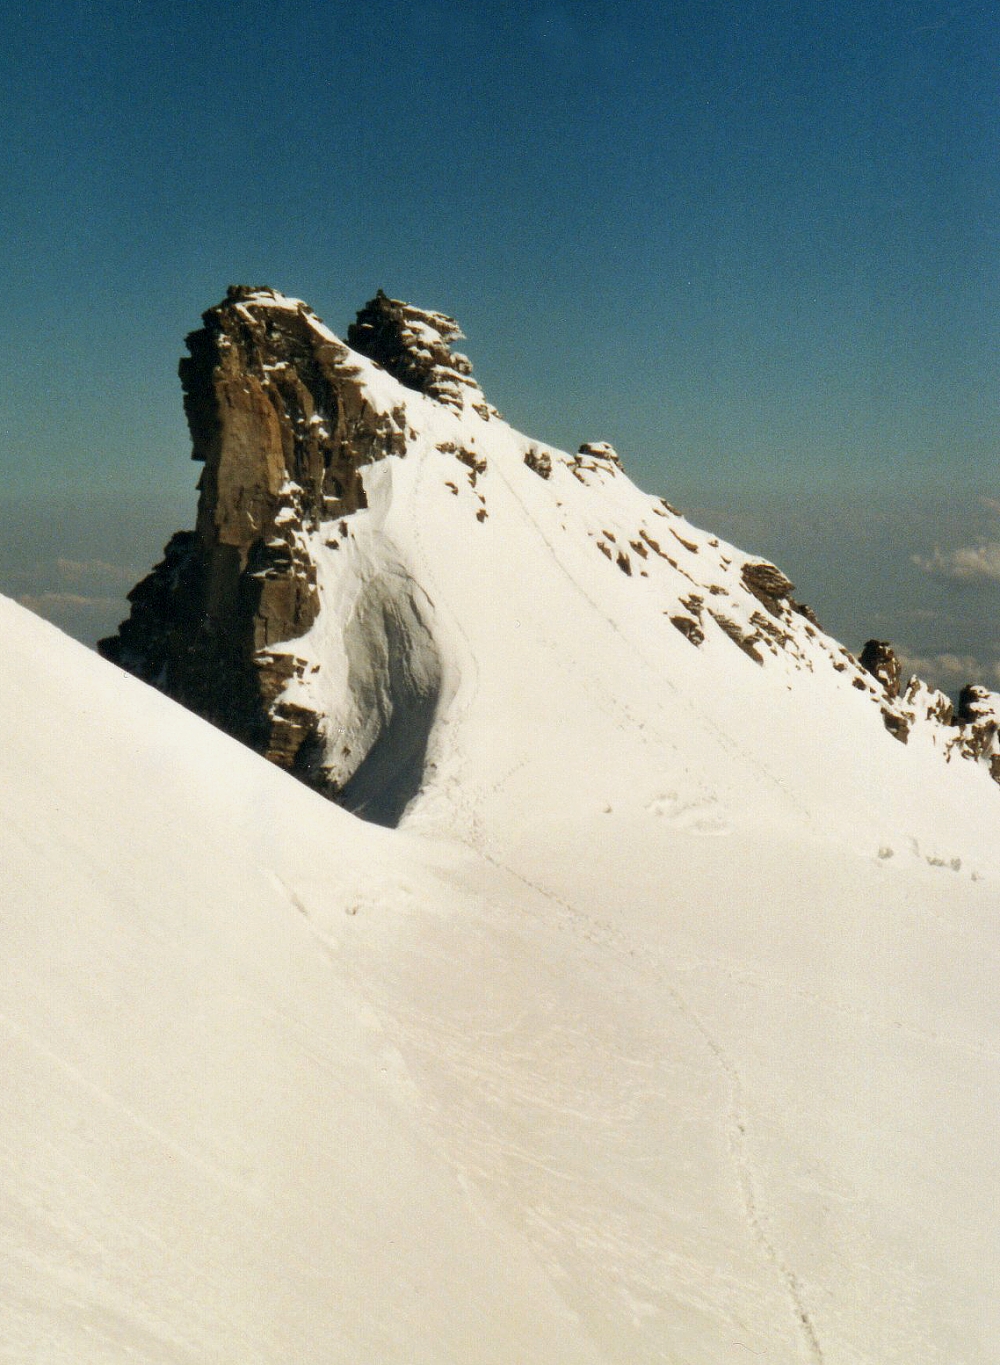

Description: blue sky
[2,0,998,689]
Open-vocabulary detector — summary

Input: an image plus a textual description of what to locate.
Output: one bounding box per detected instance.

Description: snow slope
[4,294,1000,1361]
[5,593,1000,1361]
[1,600,603,1365]
[249,289,999,872]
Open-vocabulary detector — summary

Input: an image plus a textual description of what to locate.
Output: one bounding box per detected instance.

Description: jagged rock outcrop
[100,286,444,782]
[669,614,706,646]
[577,441,622,468]
[855,640,955,746]
[903,677,955,728]
[524,446,553,479]
[737,560,823,631]
[347,291,499,420]
[860,639,903,699]
[958,684,999,725]
[740,560,794,616]
[850,642,1000,775]
[957,685,1000,779]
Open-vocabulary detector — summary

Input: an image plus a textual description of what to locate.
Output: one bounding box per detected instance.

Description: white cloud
[16,591,127,648]
[911,542,1000,582]
[896,649,1000,694]
[19,592,120,613]
[898,650,980,681]
[911,496,1000,582]
[55,557,136,586]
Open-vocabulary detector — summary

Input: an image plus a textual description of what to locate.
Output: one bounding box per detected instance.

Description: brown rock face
[524,446,553,479]
[958,683,1000,725]
[904,678,954,728]
[99,286,410,772]
[740,561,795,619]
[957,685,1000,775]
[670,615,705,646]
[347,291,498,419]
[577,441,622,468]
[709,612,764,664]
[860,639,903,700]
[880,707,912,742]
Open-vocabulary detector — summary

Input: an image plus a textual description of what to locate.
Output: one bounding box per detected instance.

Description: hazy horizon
[2,0,996,695]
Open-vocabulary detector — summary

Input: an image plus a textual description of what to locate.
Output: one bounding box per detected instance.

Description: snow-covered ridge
[8,289,1000,1363]
[100,286,1000,833]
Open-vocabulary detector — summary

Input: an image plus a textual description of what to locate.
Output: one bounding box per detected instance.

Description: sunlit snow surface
[3,319,1000,1361]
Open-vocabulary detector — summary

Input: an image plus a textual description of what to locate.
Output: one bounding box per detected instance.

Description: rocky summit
[101,287,419,778]
[100,286,1000,819]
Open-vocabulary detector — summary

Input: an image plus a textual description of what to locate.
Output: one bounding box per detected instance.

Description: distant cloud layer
[19,592,120,613]
[13,554,137,646]
[912,499,1000,583]
[912,542,1000,582]
[53,558,136,586]
[898,649,1000,693]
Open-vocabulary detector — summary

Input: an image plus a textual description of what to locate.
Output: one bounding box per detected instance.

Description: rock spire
[100,287,418,774]
[347,290,499,419]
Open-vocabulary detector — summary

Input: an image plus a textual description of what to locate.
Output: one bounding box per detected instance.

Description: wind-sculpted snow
[335,562,443,825]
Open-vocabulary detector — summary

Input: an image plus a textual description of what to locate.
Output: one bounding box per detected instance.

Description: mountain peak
[347,290,499,419]
[100,287,1000,829]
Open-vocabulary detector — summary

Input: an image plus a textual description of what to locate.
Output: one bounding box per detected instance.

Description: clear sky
[2,0,998,691]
